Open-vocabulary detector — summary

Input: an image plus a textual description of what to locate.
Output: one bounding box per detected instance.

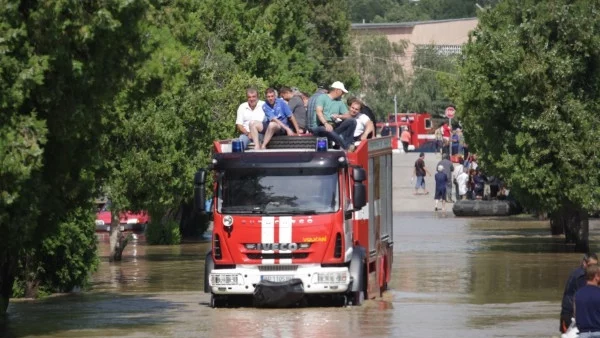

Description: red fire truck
[195,136,394,307]
[376,113,435,151]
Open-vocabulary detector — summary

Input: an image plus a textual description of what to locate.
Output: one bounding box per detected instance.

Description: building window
[416,44,462,56]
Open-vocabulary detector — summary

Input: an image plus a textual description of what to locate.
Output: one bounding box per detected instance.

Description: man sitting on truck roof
[249,88,301,150]
[311,81,357,151]
[306,87,328,131]
[333,99,374,142]
[281,86,309,134]
[235,87,265,149]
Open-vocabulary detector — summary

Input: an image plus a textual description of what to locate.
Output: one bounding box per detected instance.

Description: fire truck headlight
[299,243,311,249]
[223,215,233,228]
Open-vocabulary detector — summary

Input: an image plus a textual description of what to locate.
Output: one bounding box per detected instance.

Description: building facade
[351,18,478,73]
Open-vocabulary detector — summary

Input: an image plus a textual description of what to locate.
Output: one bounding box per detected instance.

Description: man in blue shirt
[575,264,600,337]
[561,253,598,333]
[249,88,300,150]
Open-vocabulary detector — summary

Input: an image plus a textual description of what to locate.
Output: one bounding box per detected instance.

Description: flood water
[2,211,598,338]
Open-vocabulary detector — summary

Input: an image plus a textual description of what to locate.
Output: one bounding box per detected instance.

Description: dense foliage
[146,220,182,246]
[0,0,149,313]
[349,0,499,23]
[102,0,357,243]
[405,46,458,115]
[13,208,99,297]
[454,0,600,246]
[350,35,457,118]
[0,0,355,313]
[350,35,407,120]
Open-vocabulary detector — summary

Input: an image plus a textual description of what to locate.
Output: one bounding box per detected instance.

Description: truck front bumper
[209,264,350,295]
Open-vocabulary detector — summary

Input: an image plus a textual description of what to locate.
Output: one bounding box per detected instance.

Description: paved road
[393,151,446,213]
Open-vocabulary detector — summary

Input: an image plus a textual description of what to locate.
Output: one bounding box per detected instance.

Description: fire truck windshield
[217,168,339,215]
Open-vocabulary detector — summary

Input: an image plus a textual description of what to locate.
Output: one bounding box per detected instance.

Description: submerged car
[94,198,149,232]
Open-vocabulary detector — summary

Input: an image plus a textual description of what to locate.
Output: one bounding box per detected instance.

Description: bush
[146,219,181,245]
[13,208,99,298]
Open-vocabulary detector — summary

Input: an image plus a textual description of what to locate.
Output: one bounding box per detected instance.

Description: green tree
[0,0,149,314]
[349,0,398,23]
[454,0,600,250]
[101,0,356,257]
[13,207,99,298]
[350,34,407,120]
[404,45,458,115]
[349,0,500,23]
[101,0,261,256]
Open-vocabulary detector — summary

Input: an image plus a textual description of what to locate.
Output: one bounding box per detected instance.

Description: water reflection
[2,214,599,337]
[92,241,211,293]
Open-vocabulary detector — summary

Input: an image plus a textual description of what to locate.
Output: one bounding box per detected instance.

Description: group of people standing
[412,152,483,212]
[235,82,376,151]
[435,122,468,158]
[561,253,600,337]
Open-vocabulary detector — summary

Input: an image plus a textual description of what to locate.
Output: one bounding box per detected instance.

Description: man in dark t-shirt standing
[413,152,430,195]
[561,253,598,333]
[575,264,600,337]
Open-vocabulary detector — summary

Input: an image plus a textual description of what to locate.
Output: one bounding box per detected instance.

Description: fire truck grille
[246,253,309,260]
[258,265,299,272]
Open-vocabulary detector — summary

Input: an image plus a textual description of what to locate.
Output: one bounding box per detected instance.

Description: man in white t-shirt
[455,167,469,200]
[335,100,374,142]
[235,88,265,149]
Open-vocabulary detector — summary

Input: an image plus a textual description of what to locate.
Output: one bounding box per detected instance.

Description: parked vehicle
[195,136,394,307]
[376,113,434,151]
[94,198,149,232]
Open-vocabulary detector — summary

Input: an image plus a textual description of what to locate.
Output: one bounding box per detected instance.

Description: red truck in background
[195,136,394,308]
[376,113,435,151]
[94,198,150,232]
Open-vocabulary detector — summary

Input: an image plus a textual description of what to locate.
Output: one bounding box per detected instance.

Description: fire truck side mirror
[353,183,366,210]
[352,167,366,182]
[194,169,207,213]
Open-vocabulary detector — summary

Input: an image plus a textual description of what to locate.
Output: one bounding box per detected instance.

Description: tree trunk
[23,253,39,298]
[549,212,564,235]
[0,253,15,316]
[109,210,129,262]
[551,205,589,252]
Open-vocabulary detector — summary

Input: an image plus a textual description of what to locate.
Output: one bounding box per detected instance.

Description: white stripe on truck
[261,216,274,264]
[279,216,293,264]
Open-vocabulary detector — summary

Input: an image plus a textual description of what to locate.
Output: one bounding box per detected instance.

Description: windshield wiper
[263,208,318,215]
[221,206,264,214]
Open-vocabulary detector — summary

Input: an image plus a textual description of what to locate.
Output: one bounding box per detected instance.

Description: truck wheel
[348,246,366,306]
[348,291,363,306]
[210,294,227,308]
[204,251,214,293]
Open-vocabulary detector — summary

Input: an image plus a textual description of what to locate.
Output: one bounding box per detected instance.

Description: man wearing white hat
[434,164,448,212]
[313,81,357,151]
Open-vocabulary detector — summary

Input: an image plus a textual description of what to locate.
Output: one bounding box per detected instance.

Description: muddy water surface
[2,212,598,338]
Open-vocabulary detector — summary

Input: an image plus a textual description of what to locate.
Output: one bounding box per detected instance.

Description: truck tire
[348,246,366,306]
[210,294,227,308]
[204,250,214,293]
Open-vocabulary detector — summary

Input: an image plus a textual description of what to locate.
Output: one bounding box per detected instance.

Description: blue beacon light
[316,137,328,152]
[231,139,244,153]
